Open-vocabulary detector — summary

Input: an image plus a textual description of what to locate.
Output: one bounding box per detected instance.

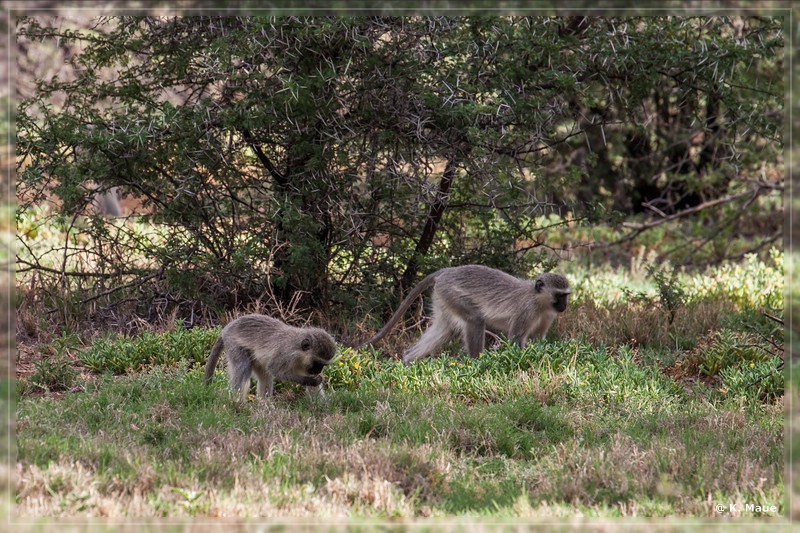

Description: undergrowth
[15,352,784,518]
[14,247,787,519]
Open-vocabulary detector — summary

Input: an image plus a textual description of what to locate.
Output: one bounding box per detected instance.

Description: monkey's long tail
[204,336,225,385]
[355,272,440,350]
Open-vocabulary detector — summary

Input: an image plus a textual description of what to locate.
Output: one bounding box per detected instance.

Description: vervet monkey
[205,314,337,400]
[78,124,123,217]
[92,187,122,216]
[359,266,571,364]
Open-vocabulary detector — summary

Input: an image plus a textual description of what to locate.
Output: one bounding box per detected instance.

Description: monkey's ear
[301,338,312,351]
[535,279,544,293]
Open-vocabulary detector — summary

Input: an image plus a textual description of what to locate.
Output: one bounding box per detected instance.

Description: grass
[12,206,788,521]
[15,335,785,519]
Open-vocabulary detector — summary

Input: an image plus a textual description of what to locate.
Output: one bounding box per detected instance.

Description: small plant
[29,355,78,392]
[51,331,82,355]
[646,263,687,325]
[683,329,771,378]
[173,488,209,515]
[720,357,784,402]
[78,324,220,374]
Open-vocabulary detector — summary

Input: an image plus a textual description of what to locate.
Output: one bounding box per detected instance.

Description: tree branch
[239,127,289,188]
[398,157,458,290]
[80,267,165,305]
[613,186,763,245]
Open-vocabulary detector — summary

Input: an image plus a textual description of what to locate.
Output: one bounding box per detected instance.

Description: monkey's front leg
[510,318,531,350]
[306,383,326,399]
[253,366,274,398]
[512,335,530,350]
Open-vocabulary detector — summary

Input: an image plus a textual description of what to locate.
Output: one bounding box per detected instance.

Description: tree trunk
[398,157,458,290]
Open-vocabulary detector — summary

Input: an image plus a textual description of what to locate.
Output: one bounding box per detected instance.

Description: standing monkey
[205,314,337,401]
[358,265,571,364]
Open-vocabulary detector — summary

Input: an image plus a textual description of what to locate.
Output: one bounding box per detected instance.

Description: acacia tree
[16,15,783,327]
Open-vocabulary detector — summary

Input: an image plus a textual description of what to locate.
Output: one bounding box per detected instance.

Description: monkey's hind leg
[438,291,485,358]
[461,317,486,357]
[402,317,455,365]
[226,346,254,402]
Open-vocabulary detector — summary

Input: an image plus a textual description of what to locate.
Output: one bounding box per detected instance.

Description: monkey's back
[220,314,336,374]
[221,313,286,338]
[438,264,525,289]
[435,265,538,326]
[437,265,533,301]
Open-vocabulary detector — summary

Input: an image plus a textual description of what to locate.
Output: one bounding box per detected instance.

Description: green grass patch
[16,335,784,518]
[77,323,219,374]
[15,248,786,519]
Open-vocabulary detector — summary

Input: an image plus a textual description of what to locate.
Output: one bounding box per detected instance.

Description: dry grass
[557,298,736,348]
[531,414,784,517]
[14,384,784,519]
[14,434,447,518]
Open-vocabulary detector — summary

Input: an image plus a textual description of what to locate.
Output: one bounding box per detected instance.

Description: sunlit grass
[16,359,783,518]
[13,206,786,519]
[562,246,783,310]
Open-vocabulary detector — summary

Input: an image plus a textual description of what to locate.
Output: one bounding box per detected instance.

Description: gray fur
[359,265,571,364]
[205,314,337,401]
[93,187,121,216]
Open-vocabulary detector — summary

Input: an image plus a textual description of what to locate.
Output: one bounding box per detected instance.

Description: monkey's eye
[301,338,312,351]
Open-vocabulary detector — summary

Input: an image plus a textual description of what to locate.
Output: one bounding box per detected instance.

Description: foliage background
[15,13,784,336]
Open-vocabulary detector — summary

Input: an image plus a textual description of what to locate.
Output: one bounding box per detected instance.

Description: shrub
[720,357,784,402]
[78,324,220,374]
[646,263,687,325]
[29,356,78,392]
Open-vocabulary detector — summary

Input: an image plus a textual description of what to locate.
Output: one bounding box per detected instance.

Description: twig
[762,312,784,326]
[612,188,760,245]
[79,267,165,305]
[16,258,126,279]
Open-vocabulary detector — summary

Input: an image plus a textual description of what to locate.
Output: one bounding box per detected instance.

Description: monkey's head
[297,328,337,377]
[534,272,571,313]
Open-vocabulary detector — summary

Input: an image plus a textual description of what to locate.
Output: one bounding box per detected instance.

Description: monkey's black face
[299,332,337,377]
[307,359,328,376]
[553,292,569,313]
